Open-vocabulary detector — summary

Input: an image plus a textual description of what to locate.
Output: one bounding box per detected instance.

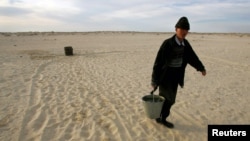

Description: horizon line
[1,31,250,34]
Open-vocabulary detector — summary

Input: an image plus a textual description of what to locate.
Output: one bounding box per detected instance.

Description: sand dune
[0,32,249,141]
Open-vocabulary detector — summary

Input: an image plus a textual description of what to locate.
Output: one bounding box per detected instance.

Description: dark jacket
[151,35,205,87]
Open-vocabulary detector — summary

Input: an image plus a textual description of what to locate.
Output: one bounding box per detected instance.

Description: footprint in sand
[0,115,11,127]
[72,110,91,122]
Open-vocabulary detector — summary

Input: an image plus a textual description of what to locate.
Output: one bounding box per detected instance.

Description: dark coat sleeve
[151,40,169,85]
[184,40,205,72]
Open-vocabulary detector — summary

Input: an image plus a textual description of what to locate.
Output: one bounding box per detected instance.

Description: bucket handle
[150,86,157,95]
[150,86,158,103]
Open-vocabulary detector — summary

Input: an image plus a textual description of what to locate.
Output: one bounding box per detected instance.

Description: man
[151,16,206,128]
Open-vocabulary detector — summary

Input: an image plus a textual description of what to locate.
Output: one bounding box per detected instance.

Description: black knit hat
[175,16,190,30]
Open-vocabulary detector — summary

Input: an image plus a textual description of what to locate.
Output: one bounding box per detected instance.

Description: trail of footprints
[19,51,242,140]
[18,53,153,141]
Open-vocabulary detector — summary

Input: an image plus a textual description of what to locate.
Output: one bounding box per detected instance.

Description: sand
[0,32,249,141]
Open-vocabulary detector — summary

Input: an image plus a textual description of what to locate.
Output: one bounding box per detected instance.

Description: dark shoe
[155,118,162,123]
[155,118,174,128]
[162,120,174,128]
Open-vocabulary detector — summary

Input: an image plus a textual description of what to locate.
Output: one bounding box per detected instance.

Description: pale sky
[1,0,250,33]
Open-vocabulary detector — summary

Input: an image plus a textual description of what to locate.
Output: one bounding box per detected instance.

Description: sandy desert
[0,32,249,141]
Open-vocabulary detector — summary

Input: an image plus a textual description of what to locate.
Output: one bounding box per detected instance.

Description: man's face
[176,28,188,40]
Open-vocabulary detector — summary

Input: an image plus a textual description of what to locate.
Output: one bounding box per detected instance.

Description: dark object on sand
[64,46,73,56]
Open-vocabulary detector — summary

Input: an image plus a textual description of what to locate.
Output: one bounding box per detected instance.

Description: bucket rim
[142,95,165,102]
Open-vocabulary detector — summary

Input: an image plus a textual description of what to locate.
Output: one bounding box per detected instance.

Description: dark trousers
[159,67,180,119]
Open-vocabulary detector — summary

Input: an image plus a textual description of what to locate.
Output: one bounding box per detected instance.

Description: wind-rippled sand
[0,32,249,141]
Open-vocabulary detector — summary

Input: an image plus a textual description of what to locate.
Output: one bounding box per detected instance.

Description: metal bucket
[142,94,165,119]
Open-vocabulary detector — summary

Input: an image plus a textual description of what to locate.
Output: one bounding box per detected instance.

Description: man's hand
[201,70,206,76]
[151,84,157,90]
[151,83,158,91]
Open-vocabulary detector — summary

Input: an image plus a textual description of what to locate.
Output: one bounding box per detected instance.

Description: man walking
[151,16,206,128]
